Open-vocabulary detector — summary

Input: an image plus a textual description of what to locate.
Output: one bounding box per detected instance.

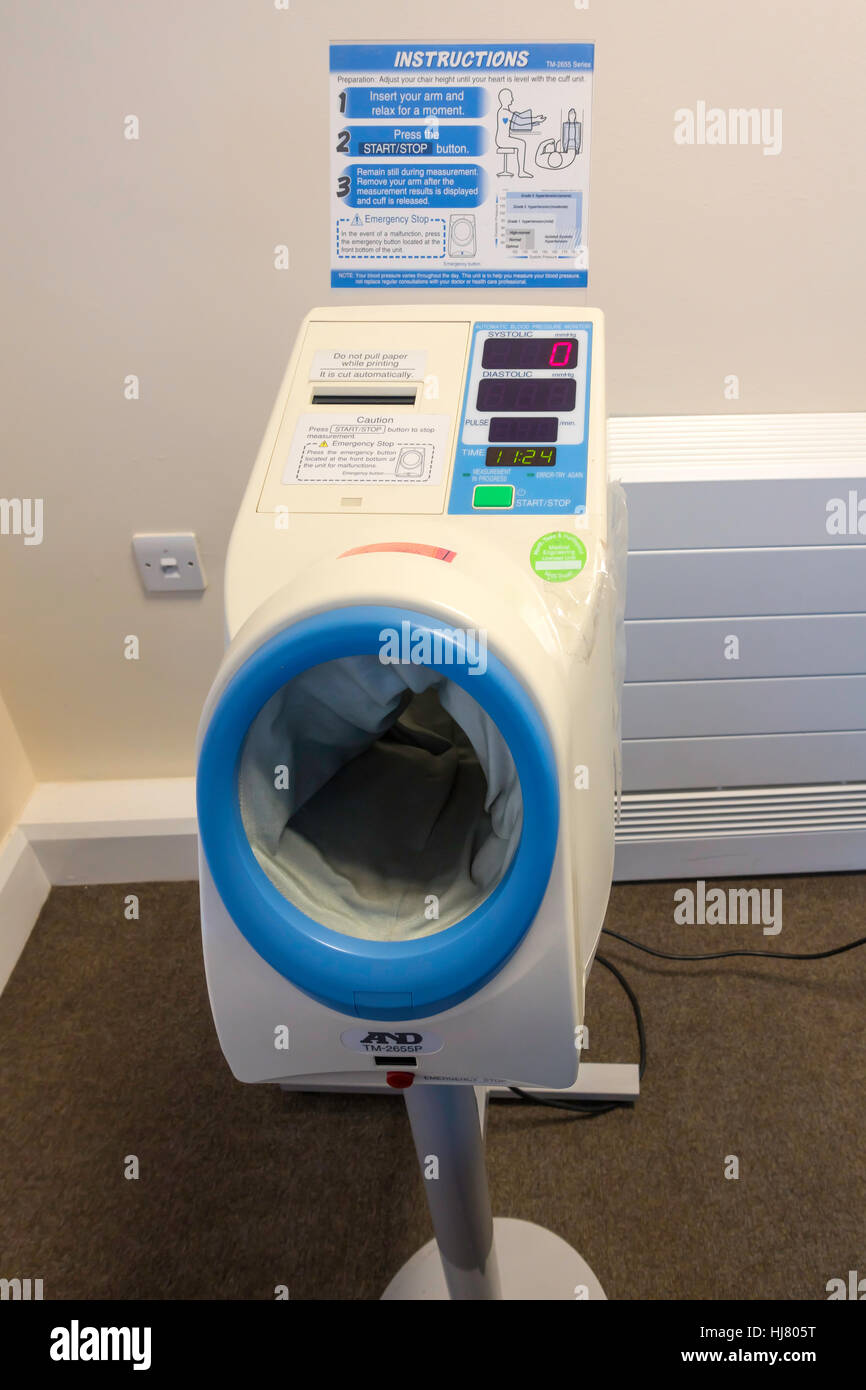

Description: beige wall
[0,1,864,780]
[0,690,35,839]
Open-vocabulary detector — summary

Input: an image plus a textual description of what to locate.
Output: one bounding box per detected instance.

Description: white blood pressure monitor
[198,305,615,1096]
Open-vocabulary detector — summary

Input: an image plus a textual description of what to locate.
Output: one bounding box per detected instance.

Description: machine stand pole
[399,1083,502,1300]
[382,1081,607,1301]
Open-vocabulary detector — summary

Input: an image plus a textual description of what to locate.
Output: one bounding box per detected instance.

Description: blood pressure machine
[197,306,625,1299]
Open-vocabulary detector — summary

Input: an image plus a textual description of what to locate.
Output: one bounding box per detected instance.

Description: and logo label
[340,1028,445,1055]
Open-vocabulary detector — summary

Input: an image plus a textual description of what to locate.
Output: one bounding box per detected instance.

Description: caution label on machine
[281,413,451,487]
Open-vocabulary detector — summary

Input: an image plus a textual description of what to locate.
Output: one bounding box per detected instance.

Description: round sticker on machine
[529,531,587,583]
[340,1028,445,1056]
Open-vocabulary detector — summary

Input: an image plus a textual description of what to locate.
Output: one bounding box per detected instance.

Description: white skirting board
[0,829,50,994]
[18,778,198,886]
[0,779,198,992]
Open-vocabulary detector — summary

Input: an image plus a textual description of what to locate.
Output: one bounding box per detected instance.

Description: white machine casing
[198,305,619,1091]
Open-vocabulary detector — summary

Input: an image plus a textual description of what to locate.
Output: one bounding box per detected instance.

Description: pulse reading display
[476,378,577,413]
[488,416,558,443]
[485,447,557,468]
[481,337,579,370]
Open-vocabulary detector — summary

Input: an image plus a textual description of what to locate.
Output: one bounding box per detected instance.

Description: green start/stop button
[472,484,514,510]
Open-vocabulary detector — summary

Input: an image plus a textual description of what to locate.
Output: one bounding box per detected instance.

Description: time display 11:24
[484,447,557,468]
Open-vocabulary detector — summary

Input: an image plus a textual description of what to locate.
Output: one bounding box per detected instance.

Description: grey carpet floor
[0,874,863,1300]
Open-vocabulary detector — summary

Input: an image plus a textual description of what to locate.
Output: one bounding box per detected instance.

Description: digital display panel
[477,378,576,414]
[488,416,558,443]
[485,447,557,468]
[481,337,579,371]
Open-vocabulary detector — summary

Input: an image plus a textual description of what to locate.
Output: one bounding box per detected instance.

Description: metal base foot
[382,1217,607,1300]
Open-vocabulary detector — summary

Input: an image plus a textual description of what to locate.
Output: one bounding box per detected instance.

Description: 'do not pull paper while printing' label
[281,413,450,487]
[310,349,427,382]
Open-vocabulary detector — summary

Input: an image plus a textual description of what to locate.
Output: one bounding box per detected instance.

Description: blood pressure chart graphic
[330,43,594,289]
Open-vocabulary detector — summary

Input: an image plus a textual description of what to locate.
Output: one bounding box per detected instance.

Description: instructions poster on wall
[330,43,593,289]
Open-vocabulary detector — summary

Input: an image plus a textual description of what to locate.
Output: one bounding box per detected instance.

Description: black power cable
[506,927,866,1119]
[508,954,646,1117]
[601,927,866,963]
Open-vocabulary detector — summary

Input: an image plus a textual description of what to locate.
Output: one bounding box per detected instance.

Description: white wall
[0,1,864,780]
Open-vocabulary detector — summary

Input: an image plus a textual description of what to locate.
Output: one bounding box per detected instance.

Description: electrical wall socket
[132,532,207,593]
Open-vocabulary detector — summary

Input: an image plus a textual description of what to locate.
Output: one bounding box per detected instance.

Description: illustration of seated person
[495,89,546,177]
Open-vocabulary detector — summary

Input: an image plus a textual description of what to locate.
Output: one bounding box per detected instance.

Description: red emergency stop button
[386,1071,414,1089]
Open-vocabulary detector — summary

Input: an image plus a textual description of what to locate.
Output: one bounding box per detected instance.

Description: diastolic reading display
[476,377,577,413]
[481,337,579,371]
